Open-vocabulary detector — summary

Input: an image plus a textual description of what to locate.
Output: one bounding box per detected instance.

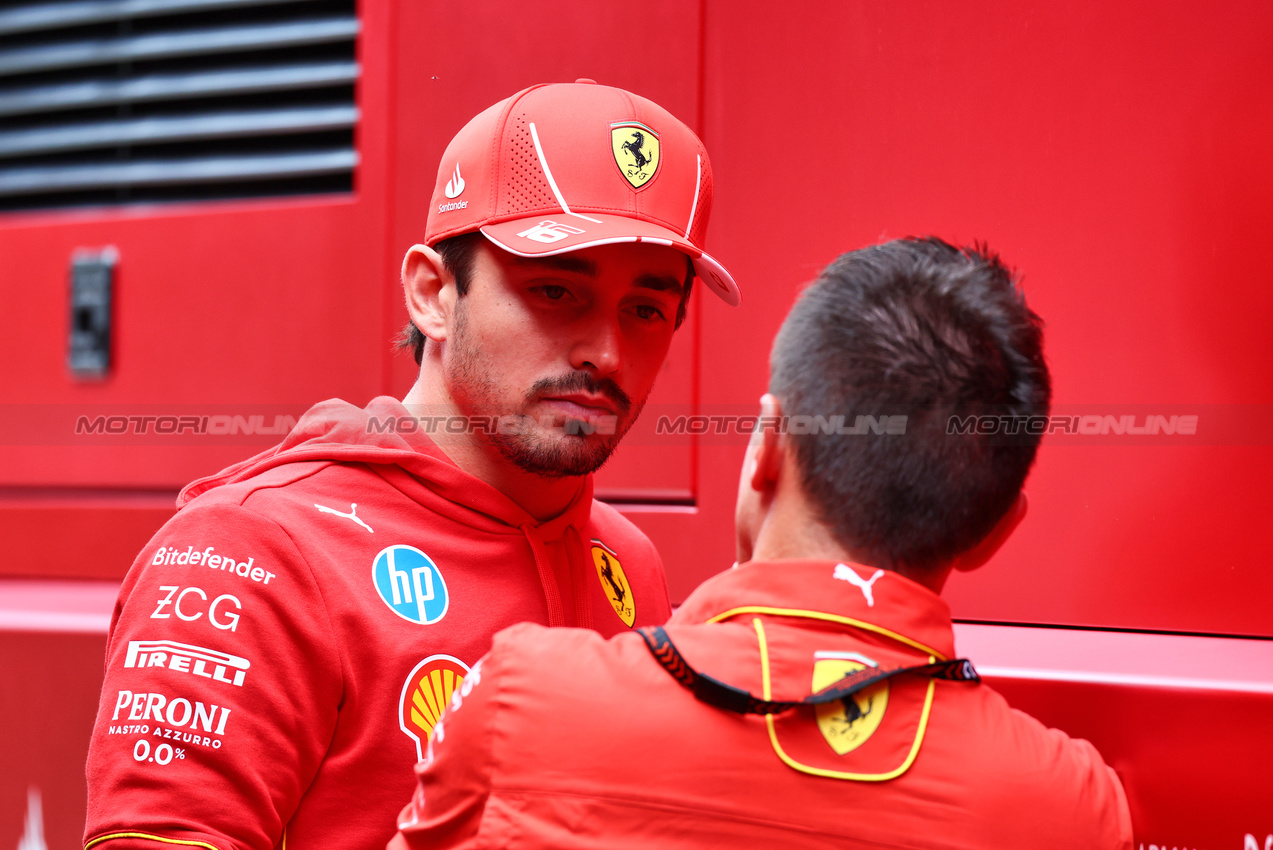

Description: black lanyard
[637,625,979,716]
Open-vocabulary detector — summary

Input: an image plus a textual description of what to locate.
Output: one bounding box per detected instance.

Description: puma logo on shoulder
[833,563,885,607]
[314,502,374,534]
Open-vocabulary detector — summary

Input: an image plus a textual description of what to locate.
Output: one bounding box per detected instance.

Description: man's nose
[570,313,622,375]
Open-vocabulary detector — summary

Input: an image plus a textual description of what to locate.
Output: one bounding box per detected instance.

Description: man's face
[443,240,687,478]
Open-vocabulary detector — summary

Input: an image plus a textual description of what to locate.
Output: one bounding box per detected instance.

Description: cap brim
[481,213,740,307]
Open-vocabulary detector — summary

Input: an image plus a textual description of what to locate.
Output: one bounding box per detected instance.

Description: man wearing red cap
[83,81,738,850]
[390,239,1133,849]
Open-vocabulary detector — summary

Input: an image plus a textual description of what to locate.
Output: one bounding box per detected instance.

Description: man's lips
[539,394,618,418]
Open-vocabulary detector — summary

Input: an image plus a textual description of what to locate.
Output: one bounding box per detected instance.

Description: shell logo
[399,654,470,761]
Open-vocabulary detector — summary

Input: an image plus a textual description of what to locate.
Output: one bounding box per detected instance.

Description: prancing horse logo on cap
[611,122,661,189]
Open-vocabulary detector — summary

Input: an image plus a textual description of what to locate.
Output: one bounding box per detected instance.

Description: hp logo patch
[372,545,449,625]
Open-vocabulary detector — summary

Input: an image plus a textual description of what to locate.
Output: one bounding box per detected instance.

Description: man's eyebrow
[634,274,684,297]
[509,253,597,277]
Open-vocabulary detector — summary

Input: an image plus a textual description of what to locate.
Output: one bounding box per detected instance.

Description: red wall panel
[695,0,1273,635]
[958,622,1273,846]
[0,0,398,493]
[0,630,107,850]
[2,2,1272,846]
[4,1,1269,624]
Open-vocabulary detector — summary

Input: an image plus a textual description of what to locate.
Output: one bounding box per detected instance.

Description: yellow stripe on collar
[707,605,947,660]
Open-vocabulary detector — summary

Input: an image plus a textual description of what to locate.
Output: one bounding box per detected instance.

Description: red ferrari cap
[425,80,740,306]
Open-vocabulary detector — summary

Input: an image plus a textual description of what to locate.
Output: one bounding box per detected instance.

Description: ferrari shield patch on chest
[812,652,890,755]
[610,122,661,189]
[590,539,635,626]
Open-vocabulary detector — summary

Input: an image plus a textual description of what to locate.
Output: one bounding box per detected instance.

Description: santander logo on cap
[423,81,741,306]
[444,163,465,199]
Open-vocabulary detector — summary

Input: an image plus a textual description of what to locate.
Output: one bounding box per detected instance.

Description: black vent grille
[0,0,359,213]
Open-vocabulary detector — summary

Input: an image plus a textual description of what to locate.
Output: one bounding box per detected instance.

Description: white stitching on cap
[685,154,702,239]
[528,122,604,225]
[483,231,640,257]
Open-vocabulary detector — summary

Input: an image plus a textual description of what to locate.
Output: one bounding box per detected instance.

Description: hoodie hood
[177,396,593,537]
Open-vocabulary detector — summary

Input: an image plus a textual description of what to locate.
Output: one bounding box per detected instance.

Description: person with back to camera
[390,237,1133,849]
[82,80,740,850]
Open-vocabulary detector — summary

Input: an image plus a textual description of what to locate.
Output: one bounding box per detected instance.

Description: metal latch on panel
[67,247,117,378]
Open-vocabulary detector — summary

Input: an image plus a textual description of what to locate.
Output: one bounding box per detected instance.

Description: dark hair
[769,237,1052,573]
[397,233,695,365]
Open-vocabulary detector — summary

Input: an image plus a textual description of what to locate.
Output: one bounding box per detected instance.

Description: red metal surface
[7,1,1267,632]
[0,0,396,491]
[0,490,173,581]
[0,582,118,850]
[1,1,1272,845]
[0,628,107,850]
[956,623,1273,846]
[694,0,1273,636]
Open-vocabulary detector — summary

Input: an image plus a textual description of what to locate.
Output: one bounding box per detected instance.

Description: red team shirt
[393,560,1133,849]
[83,397,670,850]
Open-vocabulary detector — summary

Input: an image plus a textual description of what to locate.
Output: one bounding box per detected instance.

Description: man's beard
[446,303,643,478]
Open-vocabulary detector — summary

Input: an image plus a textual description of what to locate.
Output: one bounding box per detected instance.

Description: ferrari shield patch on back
[610,122,661,189]
[591,539,635,626]
[812,651,889,755]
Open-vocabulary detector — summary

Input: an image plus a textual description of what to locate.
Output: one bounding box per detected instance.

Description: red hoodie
[83,396,670,850]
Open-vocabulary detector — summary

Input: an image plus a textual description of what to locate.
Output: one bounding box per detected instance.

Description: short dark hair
[397,234,695,365]
[770,237,1052,573]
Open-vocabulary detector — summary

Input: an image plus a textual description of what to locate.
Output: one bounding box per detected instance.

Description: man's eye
[634,304,666,322]
[537,285,568,300]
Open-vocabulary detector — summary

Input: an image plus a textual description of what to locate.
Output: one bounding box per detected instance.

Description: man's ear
[402,244,455,342]
[951,492,1029,573]
[748,394,787,498]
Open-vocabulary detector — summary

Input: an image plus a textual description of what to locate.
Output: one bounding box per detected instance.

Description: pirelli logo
[124,640,251,687]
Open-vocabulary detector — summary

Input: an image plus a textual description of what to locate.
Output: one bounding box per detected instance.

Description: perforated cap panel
[501,112,557,215]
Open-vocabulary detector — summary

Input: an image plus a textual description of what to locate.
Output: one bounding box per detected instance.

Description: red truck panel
[695,0,1273,636]
[1,1,1271,847]
[958,623,1273,847]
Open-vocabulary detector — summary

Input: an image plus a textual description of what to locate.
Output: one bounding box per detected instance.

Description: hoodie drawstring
[567,526,593,631]
[521,525,565,627]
